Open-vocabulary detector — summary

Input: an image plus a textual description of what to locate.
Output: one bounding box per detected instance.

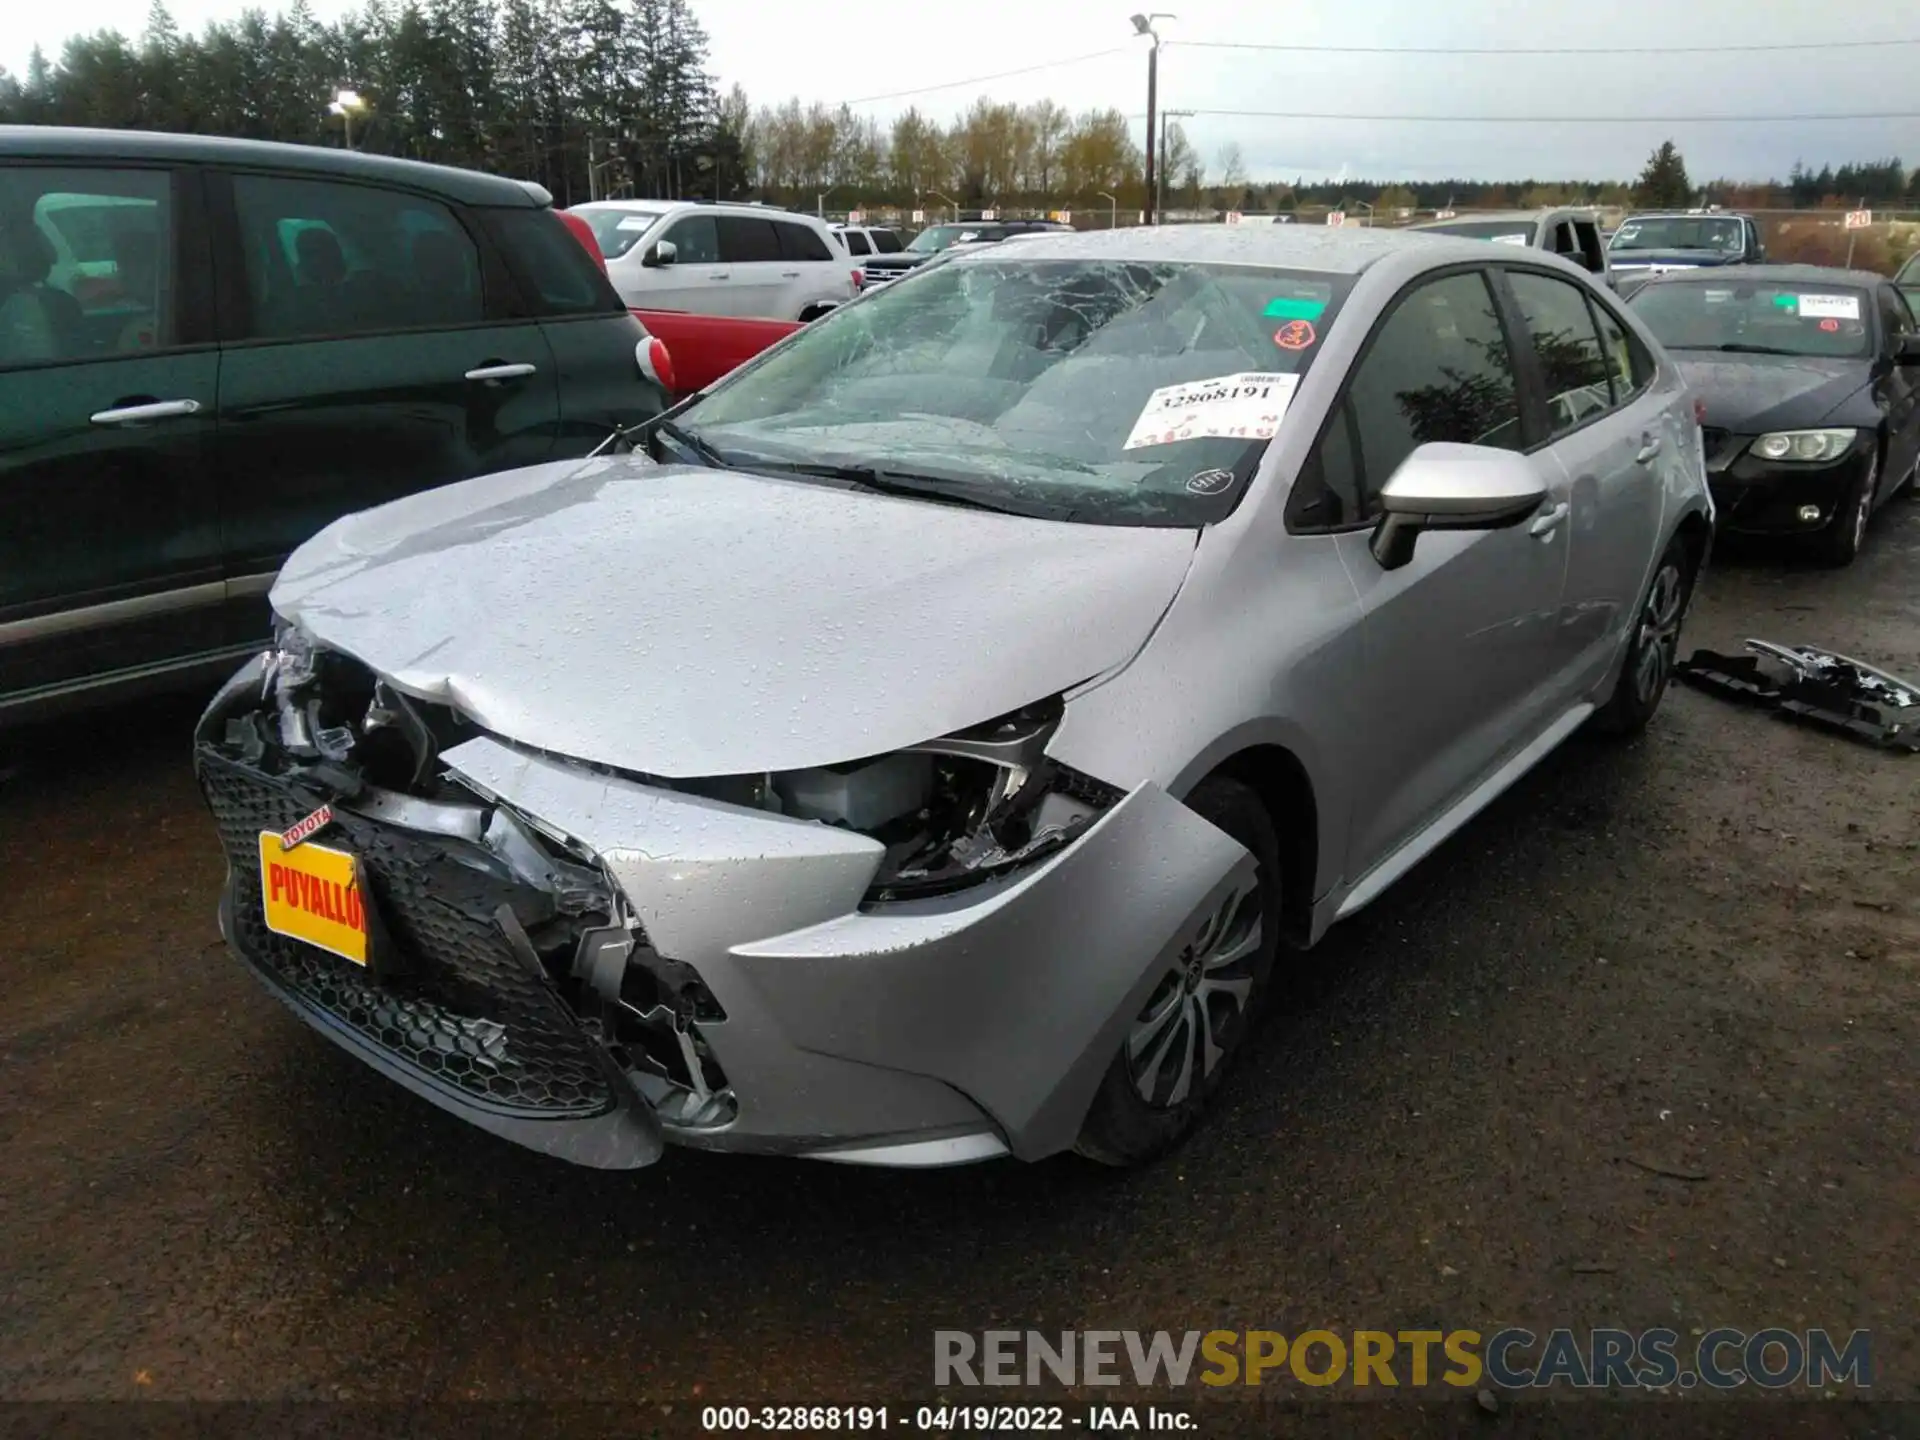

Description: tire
[1811,449,1878,567]
[1590,533,1696,739]
[1074,776,1283,1168]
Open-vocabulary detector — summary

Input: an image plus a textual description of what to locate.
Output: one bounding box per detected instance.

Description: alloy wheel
[1125,880,1263,1109]
[1849,462,1875,552]
[1632,560,1686,708]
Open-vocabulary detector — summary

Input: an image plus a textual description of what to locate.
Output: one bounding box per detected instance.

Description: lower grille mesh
[198,751,614,1119]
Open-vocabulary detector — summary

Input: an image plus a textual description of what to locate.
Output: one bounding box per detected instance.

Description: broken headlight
[712,697,1126,902]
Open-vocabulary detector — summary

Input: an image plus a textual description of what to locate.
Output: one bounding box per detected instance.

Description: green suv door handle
[464,362,538,383]
[90,399,203,426]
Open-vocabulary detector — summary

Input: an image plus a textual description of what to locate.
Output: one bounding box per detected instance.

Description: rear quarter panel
[543,312,667,450]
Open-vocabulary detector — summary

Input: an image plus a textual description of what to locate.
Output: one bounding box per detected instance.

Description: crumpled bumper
[196,651,1254,1169]
[434,737,1255,1164]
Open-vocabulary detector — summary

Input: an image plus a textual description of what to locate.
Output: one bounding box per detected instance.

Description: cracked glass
[672,257,1354,525]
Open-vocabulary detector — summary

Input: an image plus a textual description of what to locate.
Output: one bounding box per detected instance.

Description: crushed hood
[1672,352,1868,433]
[270,456,1198,778]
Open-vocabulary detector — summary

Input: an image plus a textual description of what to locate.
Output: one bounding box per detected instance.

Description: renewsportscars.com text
[934,1328,1872,1391]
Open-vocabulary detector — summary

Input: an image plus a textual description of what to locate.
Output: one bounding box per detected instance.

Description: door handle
[1530,501,1572,538]
[1636,434,1664,463]
[90,398,202,426]
[463,362,537,383]
[706,270,732,280]
[781,270,801,278]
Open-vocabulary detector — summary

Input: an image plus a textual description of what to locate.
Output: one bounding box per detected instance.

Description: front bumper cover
[195,658,1254,1169]
[1704,435,1875,536]
[443,736,1254,1164]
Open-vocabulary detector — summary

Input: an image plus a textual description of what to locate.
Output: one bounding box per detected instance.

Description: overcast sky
[6,0,1919,183]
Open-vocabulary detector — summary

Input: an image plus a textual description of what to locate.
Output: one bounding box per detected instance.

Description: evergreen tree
[1634,140,1692,208]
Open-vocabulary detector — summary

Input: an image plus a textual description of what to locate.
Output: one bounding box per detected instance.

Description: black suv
[0,127,666,724]
[861,219,1076,286]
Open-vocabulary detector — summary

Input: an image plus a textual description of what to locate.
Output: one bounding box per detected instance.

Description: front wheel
[1074,776,1282,1168]
[1591,533,1696,738]
[1812,451,1878,567]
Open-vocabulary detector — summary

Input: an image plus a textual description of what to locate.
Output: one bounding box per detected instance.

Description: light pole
[1130,13,1175,225]
[817,188,836,219]
[1158,108,1194,222]
[1097,189,1118,228]
[1351,199,1375,228]
[328,87,366,149]
[927,189,958,224]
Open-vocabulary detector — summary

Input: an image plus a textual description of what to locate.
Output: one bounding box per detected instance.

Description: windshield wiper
[747,459,1070,519]
[1699,343,1803,357]
[650,418,733,469]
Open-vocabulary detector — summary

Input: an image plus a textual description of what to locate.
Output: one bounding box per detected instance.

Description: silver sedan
[196,225,1712,1171]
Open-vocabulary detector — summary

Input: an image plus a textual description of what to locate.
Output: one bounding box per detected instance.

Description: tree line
[3,0,1917,218]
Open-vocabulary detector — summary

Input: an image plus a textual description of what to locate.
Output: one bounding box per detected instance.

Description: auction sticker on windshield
[1123,372,1300,451]
[258,831,369,966]
[1795,294,1861,321]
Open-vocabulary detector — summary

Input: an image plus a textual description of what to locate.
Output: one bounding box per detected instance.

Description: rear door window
[841,229,872,256]
[1506,270,1616,437]
[231,174,483,340]
[718,216,783,264]
[871,229,904,253]
[776,221,834,263]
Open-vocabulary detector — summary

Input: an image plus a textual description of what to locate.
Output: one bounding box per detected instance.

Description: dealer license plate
[257,830,369,966]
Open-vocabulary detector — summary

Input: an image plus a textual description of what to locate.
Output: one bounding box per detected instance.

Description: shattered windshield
[1610,217,1745,254]
[674,257,1353,525]
[1629,280,1872,359]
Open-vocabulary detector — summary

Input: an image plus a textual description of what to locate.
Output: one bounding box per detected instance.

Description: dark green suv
[0,127,666,723]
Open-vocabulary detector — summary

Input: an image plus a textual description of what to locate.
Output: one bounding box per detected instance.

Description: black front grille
[198,751,615,1120]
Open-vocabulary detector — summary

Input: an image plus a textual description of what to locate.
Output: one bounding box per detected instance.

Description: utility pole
[1131,14,1174,226]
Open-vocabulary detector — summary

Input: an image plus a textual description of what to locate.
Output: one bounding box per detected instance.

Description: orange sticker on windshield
[1274,320,1317,351]
[1818,318,1840,332]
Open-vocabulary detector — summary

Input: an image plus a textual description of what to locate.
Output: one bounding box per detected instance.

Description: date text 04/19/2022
[700,1404,1198,1431]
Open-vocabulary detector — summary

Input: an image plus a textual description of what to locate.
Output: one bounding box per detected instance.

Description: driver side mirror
[642,239,678,268]
[1896,334,1920,366]
[1369,443,1551,571]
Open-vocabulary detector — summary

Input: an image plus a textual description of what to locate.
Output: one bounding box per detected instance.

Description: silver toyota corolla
[195,226,1712,1172]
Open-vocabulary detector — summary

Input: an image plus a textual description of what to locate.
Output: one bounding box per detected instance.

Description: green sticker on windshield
[1264,297,1327,321]
[1772,293,1798,311]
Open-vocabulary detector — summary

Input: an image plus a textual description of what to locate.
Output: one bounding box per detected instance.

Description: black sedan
[1626,265,1920,564]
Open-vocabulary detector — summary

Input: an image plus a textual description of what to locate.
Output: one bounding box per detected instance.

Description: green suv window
[233,174,485,341]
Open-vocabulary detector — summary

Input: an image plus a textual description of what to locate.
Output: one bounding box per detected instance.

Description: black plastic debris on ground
[1677,641,1920,752]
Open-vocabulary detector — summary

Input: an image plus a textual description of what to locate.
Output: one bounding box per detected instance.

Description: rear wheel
[1591,533,1696,738]
[1812,450,1878,567]
[1074,776,1282,1168]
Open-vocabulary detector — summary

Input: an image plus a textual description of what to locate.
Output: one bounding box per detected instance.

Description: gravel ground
[1,501,1915,1434]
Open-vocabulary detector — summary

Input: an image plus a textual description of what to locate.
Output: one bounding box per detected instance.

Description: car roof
[0,126,545,207]
[574,198,827,224]
[1634,263,1886,291]
[944,222,1496,275]
[1621,210,1756,222]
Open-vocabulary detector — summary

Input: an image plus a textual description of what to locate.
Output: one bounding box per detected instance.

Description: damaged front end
[195,623,1248,1170]
[194,630,738,1170]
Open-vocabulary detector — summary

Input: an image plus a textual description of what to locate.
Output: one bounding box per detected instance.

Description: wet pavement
[2,500,1916,1426]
